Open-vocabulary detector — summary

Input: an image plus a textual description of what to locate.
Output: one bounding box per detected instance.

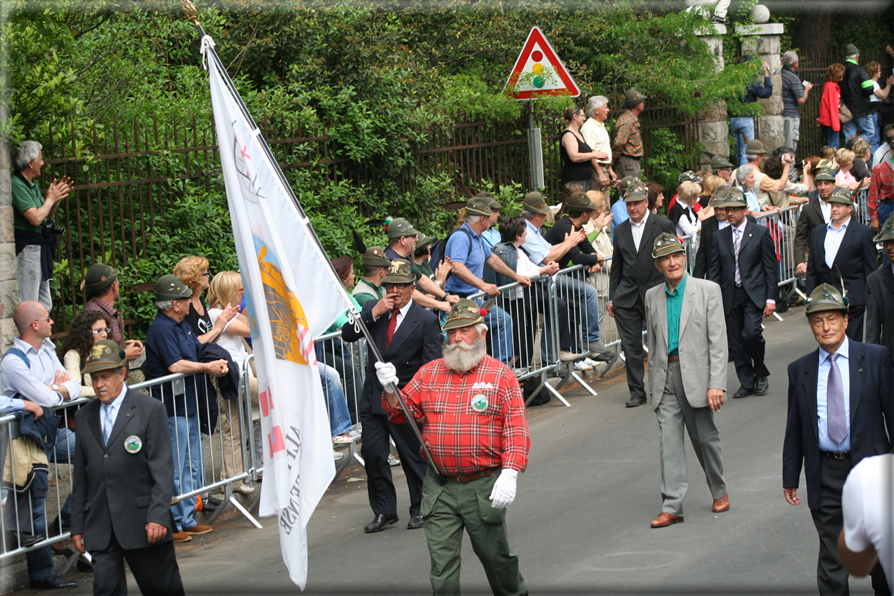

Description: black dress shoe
[733,385,754,398]
[592,353,614,363]
[7,532,43,549]
[52,546,74,557]
[364,514,399,533]
[30,575,77,590]
[625,397,646,408]
[77,559,93,573]
[754,377,769,396]
[407,516,424,530]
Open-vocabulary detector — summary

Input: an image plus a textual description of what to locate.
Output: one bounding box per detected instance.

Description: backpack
[429,227,474,282]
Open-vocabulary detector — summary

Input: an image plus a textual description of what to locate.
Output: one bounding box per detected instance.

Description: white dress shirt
[1,337,80,407]
[376,299,414,334]
[630,210,650,252]
[718,220,731,230]
[817,337,851,452]
[824,217,850,270]
[580,117,612,165]
[819,199,832,224]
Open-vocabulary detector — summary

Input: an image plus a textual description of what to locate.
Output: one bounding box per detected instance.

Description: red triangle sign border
[505,26,581,100]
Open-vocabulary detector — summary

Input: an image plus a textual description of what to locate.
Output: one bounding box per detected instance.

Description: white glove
[374,361,399,389]
[488,469,518,509]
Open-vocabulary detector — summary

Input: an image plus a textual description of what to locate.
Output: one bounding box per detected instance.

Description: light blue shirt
[817,336,851,452]
[1,337,80,407]
[101,382,128,441]
[744,188,761,212]
[824,218,850,270]
[0,395,24,416]
[480,228,501,248]
[610,200,630,235]
[521,219,551,266]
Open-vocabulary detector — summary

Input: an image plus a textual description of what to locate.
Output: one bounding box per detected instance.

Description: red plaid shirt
[83,297,124,346]
[611,110,644,159]
[383,355,530,476]
[869,160,894,225]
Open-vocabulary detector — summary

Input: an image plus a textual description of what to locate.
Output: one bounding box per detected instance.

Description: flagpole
[184,4,444,481]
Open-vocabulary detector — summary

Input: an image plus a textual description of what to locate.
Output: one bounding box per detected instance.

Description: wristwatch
[52,383,59,392]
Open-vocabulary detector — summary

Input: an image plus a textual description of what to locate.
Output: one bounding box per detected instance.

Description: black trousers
[811,454,850,596]
[845,304,865,343]
[91,528,185,596]
[727,286,769,390]
[359,411,428,518]
[613,301,647,402]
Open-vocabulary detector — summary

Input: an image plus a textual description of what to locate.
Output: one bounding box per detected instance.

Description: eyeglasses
[32,317,51,325]
[202,272,211,277]
[91,328,112,335]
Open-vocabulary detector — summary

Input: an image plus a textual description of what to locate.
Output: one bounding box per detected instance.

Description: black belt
[821,450,850,460]
[444,467,499,484]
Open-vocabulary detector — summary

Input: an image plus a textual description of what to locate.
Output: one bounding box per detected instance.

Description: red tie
[386,310,398,347]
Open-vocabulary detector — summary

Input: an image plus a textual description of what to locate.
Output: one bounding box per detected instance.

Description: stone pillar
[695,24,729,171]
[0,122,16,352]
[736,21,785,155]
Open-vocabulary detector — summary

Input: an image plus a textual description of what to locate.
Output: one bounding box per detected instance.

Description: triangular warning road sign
[504,26,581,100]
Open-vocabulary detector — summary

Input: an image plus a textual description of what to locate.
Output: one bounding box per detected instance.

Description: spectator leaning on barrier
[840,44,876,145]
[353,246,390,307]
[71,340,186,596]
[732,139,791,213]
[385,217,459,312]
[866,214,894,356]
[645,233,729,529]
[872,123,894,168]
[730,56,772,167]
[1,301,80,590]
[851,140,873,183]
[783,283,894,596]
[478,192,503,248]
[760,155,812,210]
[805,188,877,342]
[375,299,531,596]
[143,274,229,543]
[608,181,676,408]
[12,140,73,313]
[60,309,112,399]
[836,149,871,193]
[444,196,531,366]
[581,95,616,191]
[869,134,894,232]
[82,262,145,366]
[341,259,441,534]
[174,256,236,344]
[411,234,453,295]
[781,51,812,156]
[612,88,647,180]
[819,63,846,150]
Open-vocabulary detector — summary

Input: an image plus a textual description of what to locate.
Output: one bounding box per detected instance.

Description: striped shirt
[383,355,530,475]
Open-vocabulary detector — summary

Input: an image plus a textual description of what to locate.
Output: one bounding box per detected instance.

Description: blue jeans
[729,117,754,167]
[823,125,840,149]
[168,415,202,531]
[870,112,881,156]
[479,300,512,366]
[2,484,54,580]
[319,363,351,437]
[842,114,875,145]
[554,273,601,346]
[46,427,75,517]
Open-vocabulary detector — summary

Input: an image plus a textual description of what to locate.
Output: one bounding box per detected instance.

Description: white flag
[207,41,355,590]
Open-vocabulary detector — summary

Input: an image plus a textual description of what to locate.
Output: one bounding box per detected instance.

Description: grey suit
[71,388,185,595]
[645,276,728,515]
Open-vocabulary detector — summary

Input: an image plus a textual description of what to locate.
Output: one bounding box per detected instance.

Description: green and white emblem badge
[124,435,142,454]
[471,394,488,413]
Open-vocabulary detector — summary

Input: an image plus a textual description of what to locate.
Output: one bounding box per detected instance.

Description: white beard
[442,334,487,373]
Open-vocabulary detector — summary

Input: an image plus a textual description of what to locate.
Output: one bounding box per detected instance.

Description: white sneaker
[388,454,400,467]
[234,484,255,495]
[574,358,599,371]
[334,450,345,461]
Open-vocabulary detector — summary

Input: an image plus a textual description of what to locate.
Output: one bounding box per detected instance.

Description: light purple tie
[827,353,848,445]
[733,229,742,286]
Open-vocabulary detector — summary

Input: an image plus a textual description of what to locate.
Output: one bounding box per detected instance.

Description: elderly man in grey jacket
[644,233,730,529]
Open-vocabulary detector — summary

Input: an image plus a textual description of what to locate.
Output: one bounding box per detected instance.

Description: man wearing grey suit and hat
[645,233,729,529]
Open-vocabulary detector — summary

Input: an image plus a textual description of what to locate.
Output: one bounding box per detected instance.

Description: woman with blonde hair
[206,271,256,495]
[173,255,237,343]
[835,148,870,191]
[699,175,725,209]
[668,181,708,238]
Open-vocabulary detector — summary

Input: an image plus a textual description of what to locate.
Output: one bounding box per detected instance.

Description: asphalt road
[49,304,877,596]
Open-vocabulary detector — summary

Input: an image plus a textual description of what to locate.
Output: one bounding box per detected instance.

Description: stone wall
[0,106,17,353]
[695,25,729,171]
[738,23,785,155]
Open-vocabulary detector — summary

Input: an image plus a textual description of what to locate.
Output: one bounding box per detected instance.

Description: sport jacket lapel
[849,343,865,426]
[105,391,138,451]
[804,351,820,442]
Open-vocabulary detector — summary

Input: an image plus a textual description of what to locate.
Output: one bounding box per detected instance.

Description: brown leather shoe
[712,494,730,513]
[650,512,684,528]
[172,531,192,543]
[184,524,213,535]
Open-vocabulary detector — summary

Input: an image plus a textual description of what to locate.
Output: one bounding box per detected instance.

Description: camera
[41,220,65,238]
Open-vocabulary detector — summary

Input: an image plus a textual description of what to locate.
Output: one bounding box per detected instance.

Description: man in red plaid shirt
[377,299,530,596]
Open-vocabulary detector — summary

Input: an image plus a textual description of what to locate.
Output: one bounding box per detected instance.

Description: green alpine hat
[475,191,502,211]
[381,259,416,285]
[828,188,854,205]
[617,176,637,196]
[416,233,435,251]
[566,191,598,212]
[155,274,192,301]
[442,298,485,331]
[845,43,860,57]
[874,213,894,243]
[386,217,420,240]
[624,88,648,108]
[814,167,836,182]
[711,154,735,170]
[745,139,766,156]
[81,339,127,375]
[83,263,119,294]
[623,179,648,202]
[678,171,703,184]
[652,232,685,259]
[362,246,390,268]
[805,283,849,316]
[709,185,730,208]
[465,196,493,217]
[523,191,550,214]
[717,187,747,209]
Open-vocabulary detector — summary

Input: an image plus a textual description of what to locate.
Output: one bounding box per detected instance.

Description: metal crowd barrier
[854,188,870,226]
[753,205,802,290]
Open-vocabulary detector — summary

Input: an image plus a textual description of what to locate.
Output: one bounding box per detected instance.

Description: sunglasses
[32,317,52,324]
[91,328,112,335]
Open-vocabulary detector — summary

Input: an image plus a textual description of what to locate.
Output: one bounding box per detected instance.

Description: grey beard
[442,335,487,373]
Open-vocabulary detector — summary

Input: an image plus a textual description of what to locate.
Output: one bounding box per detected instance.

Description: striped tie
[733,229,742,286]
[102,405,113,446]
[827,353,848,445]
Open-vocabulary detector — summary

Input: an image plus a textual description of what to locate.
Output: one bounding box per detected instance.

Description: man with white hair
[781,51,812,155]
[580,95,616,190]
[376,299,530,595]
[12,140,73,311]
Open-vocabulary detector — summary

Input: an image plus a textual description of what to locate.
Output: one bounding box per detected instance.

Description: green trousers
[422,467,527,596]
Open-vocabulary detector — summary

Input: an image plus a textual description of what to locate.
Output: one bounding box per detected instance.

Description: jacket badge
[124,435,142,454]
